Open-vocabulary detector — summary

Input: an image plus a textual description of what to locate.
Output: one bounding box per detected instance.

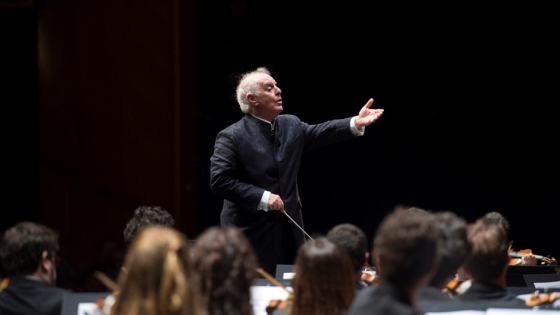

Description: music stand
[61,292,111,315]
[275,264,295,280]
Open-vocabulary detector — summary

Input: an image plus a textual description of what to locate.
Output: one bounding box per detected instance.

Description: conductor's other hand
[268,193,284,211]
[355,98,384,131]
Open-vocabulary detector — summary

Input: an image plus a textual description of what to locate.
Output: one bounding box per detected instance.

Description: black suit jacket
[455,282,528,308]
[0,276,69,315]
[418,285,453,302]
[346,282,420,315]
[210,114,358,273]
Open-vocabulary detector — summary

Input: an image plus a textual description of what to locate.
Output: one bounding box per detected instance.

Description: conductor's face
[249,73,283,119]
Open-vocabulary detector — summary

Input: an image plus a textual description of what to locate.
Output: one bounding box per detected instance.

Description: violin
[0,278,9,292]
[525,290,560,307]
[93,271,119,315]
[361,263,379,287]
[443,278,464,296]
[256,268,293,315]
[266,295,293,315]
[509,249,558,266]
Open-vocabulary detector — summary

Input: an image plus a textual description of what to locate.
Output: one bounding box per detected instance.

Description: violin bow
[256,268,292,295]
[281,209,314,241]
[95,271,120,293]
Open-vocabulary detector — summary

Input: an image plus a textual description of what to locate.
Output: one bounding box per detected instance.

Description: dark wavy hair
[190,227,258,315]
[0,222,59,277]
[123,206,175,245]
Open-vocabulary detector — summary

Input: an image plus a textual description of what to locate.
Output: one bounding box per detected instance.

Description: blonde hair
[111,226,204,315]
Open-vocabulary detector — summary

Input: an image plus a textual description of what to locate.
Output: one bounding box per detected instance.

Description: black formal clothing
[418,285,452,302]
[211,114,359,274]
[356,280,367,292]
[346,282,420,315]
[0,276,69,315]
[456,282,528,308]
[418,285,458,313]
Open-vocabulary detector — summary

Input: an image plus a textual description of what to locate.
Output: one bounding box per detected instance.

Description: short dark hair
[0,222,59,277]
[326,224,367,273]
[464,218,509,282]
[374,210,439,288]
[429,212,472,287]
[483,212,511,239]
[123,206,175,245]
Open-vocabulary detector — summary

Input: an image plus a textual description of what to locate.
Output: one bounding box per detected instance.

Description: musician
[326,223,370,290]
[210,67,384,274]
[111,226,203,315]
[455,219,527,307]
[484,211,552,266]
[123,205,175,246]
[0,222,69,315]
[190,227,258,315]
[418,211,472,302]
[347,210,439,315]
[275,237,356,315]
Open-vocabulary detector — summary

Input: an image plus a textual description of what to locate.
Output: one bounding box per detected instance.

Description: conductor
[210,67,383,274]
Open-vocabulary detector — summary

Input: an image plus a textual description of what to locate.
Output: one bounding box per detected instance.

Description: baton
[281,209,314,241]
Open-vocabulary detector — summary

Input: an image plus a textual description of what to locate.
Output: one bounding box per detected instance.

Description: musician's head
[373,209,439,291]
[291,237,356,315]
[236,67,283,121]
[326,223,369,277]
[483,211,511,240]
[112,226,202,315]
[190,227,257,315]
[429,211,472,289]
[463,218,509,285]
[123,206,175,246]
[0,222,59,287]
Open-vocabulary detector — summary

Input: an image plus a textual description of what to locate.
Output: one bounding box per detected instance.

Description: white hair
[236,67,271,113]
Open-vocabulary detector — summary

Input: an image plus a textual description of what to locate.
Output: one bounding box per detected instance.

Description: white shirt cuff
[258,191,270,211]
[350,116,365,136]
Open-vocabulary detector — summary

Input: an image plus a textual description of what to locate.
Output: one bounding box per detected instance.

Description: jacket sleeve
[210,130,265,212]
[302,117,358,152]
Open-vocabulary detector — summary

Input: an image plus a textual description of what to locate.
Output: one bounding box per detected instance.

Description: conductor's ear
[247,93,258,106]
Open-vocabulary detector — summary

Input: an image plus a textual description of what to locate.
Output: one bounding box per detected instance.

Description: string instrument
[0,278,9,292]
[443,278,463,296]
[525,290,560,307]
[361,263,379,287]
[257,268,293,315]
[509,249,558,266]
[94,271,119,315]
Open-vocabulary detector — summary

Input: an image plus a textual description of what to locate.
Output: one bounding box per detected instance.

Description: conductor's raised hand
[268,193,284,211]
[354,98,384,131]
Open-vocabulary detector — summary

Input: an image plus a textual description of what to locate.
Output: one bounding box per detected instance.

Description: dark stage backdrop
[1,1,557,278]
[195,2,558,260]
